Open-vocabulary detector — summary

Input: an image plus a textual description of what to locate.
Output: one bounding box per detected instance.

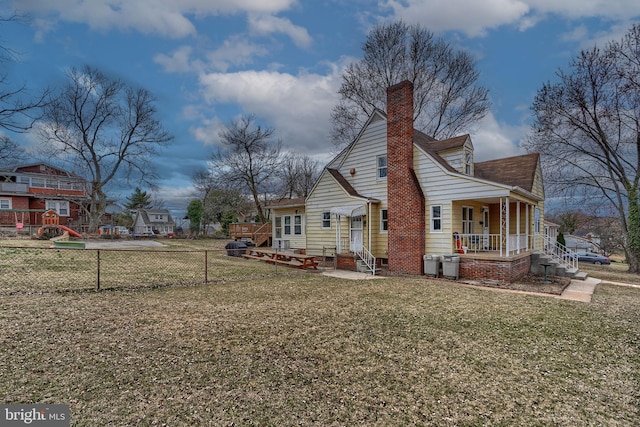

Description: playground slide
[57,225,83,238]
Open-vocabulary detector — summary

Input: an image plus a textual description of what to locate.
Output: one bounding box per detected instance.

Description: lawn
[1,259,639,425]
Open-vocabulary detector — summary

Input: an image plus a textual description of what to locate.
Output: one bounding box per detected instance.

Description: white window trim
[283,215,292,235]
[294,214,303,235]
[321,211,331,229]
[462,206,474,234]
[430,205,442,233]
[0,198,11,210]
[380,209,388,233]
[46,200,70,216]
[377,155,387,179]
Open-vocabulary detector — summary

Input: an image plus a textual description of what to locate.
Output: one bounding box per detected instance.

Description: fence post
[205,250,208,283]
[96,249,101,291]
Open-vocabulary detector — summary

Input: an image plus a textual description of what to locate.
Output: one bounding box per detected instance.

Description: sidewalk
[558,277,601,302]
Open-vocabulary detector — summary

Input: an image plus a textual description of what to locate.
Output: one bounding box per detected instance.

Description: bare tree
[278,153,320,199]
[524,24,640,273]
[192,169,251,234]
[38,65,173,232]
[0,13,50,133]
[331,20,490,148]
[0,135,25,167]
[208,114,282,223]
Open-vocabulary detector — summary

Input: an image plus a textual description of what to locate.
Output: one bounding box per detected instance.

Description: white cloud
[154,46,194,73]
[381,0,640,37]
[205,35,271,72]
[382,0,530,37]
[248,14,313,48]
[12,0,299,39]
[471,113,528,162]
[194,67,342,156]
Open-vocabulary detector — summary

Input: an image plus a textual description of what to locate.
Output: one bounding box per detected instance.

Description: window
[377,155,387,178]
[46,200,70,216]
[380,209,388,232]
[321,212,331,229]
[0,198,11,210]
[431,205,442,232]
[462,207,474,234]
[294,215,302,235]
[284,215,291,235]
[274,216,282,238]
[534,208,541,234]
[464,151,472,175]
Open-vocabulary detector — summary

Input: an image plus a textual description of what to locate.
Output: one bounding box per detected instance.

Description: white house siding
[306,172,360,256]
[306,118,390,258]
[415,146,512,254]
[271,207,306,249]
[337,119,388,202]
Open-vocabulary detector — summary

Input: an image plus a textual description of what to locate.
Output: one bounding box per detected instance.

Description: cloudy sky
[3,0,640,217]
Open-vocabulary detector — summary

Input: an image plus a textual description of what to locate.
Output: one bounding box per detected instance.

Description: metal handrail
[542,236,577,270]
[355,245,376,276]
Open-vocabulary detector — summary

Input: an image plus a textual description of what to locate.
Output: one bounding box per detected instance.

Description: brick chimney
[387,80,425,275]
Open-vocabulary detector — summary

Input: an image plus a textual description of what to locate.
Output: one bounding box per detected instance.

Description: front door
[482,207,489,249]
[350,216,363,252]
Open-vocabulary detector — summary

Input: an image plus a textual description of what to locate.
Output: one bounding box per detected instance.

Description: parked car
[576,252,610,265]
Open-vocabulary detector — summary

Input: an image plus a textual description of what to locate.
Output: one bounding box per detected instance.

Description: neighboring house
[132,209,175,236]
[544,220,559,243]
[0,162,89,230]
[268,81,546,282]
[564,234,600,253]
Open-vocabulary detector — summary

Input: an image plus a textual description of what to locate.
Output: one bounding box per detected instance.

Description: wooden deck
[229,222,272,247]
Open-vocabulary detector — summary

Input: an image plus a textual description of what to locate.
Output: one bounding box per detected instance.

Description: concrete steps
[531,252,588,280]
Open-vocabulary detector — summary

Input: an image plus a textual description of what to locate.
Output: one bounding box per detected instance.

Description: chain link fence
[0,246,295,294]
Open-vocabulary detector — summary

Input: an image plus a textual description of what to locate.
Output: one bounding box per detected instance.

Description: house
[0,162,89,232]
[132,209,175,236]
[268,80,548,282]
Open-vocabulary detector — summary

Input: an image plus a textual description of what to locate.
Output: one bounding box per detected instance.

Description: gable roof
[134,209,175,225]
[327,168,380,202]
[265,197,306,208]
[413,131,458,173]
[473,153,540,192]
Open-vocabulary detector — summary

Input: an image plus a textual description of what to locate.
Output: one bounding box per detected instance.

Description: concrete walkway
[321,268,605,302]
[557,277,601,302]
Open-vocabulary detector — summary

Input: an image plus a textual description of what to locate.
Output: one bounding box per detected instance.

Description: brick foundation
[458,254,531,283]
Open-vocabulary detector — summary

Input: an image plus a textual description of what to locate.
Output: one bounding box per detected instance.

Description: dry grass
[1,270,639,425]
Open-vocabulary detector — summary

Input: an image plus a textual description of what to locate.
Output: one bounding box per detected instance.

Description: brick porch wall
[459,255,531,283]
[387,80,425,275]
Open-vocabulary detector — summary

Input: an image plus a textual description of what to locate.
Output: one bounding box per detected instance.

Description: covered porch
[450,196,544,258]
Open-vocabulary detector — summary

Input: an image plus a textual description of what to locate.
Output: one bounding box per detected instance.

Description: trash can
[423,254,441,277]
[225,241,248,257]
[442,255,460,279]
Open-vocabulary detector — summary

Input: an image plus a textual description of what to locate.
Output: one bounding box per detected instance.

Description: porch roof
[330,204,367,217]
[326,168,381,202]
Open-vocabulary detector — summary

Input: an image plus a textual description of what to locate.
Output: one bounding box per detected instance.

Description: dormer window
[377,155,387,179]
[464,150,473,175]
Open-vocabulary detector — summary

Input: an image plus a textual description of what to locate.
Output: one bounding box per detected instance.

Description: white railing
[355,245,377,276]
[543,236,577,271]
[456,233,543,256]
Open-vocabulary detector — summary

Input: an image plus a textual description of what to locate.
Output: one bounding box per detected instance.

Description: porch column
[368,201,372,254]
[335,214,341,253]
[526,204,530,251]
[516,200,521,254]
[500,197,510,256]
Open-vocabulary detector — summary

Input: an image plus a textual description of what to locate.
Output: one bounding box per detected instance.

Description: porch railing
[456,233,542,256]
